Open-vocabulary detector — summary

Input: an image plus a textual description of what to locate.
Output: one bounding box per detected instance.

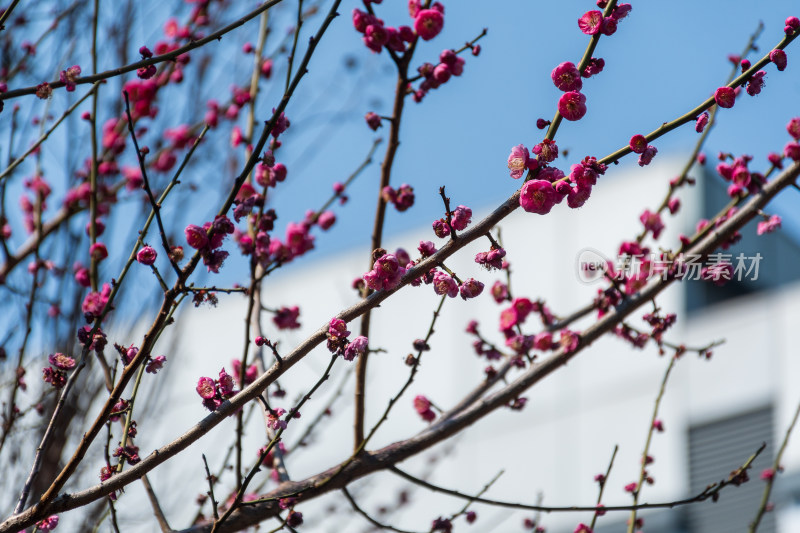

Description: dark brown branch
[342,488,418,533]
[142,475,173,533]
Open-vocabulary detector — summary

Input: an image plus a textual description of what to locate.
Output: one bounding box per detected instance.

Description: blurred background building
[147,157,800,532]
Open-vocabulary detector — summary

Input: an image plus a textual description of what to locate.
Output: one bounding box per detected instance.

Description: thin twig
[589,445,618,530]
[0,0,289,101]
[342,488,418,533]
[749,399,800,532]
[122,91,182,277]
[627,356,677,532]
[142,475,173,533]
[0,83,101,183]
[203,454,220,521]
[390,444,764,515]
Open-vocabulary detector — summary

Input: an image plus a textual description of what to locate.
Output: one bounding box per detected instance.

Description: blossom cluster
[42,353,76,389]
[184,215,235,273]
[196,368,238,411]
[326,318,369,361]
[509,151,607,214]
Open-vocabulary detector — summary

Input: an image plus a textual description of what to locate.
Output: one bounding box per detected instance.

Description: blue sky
[257,0,800,271]
[4,0,799,299]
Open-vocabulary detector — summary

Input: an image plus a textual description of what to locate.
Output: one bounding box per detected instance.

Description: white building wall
[132,157,799,532]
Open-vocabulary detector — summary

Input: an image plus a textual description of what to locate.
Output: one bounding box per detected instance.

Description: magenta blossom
[328,317,350,340]
[343,335,369,361]
[786,141,800,161]
[274,306,301,329]
[137,245,157,265]
[266,407,287,430]
[90,242,108,261]
[433,270,458,298]
[559,329,580,354]
[491,280,508,303]
[629,134,647,154]
[520,180,557,215]
[578,10,603,35]
[82,283,112,316]
[787,117,800,140]
[551,62,582,92]
[196,377,216,399]
[507,144,533,179]
[185,224,208,249]
[533,139,558,163]
[363,254,406,291]
[714,86,736,108]
[757,214,782,235]
[582,57,605,78]
[695,112,709,133]
[36,516,59,532]
[558,91,587,121]
[414,9,443,40]
[770,49,787,71]
[413,395,436,422]
[48,353,76,370]
[451,205,472,230]
[475,247,506,270]
[640,210,665,239]
[365,111,382,130]
[533,332,553,351]
[638,145,658,167]
[146,355,166,374]
[59,65,81,91]
[459,278,484,300]
[317,211,336,230]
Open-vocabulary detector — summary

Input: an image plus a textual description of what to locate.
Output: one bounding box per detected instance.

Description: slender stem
[354,58,409,452]
[387,445,763,515]
[0,257,40,455]
[122,92,182,277]
[627,356,677,532]
[203,454,220,521]
[88,0,100,291]
[589,445,618,530]
[599,29,799,167]
[749,399,800,532]
[0,83,101,183]
[285,0,304,94]
[0,0,21,30]
[342,488,417,533]
[544,0,618,142]
[0,0,289,101]
[142,475,172,533]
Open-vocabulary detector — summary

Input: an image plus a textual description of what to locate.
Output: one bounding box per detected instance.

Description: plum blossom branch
[210,354,339,532]
[627,356,677,532]
[544,0,619,142]
[0,0,288,101]
[634,21,764,244]
[7,153,796,533]
[749,399,800,532]
[0,0,21,31]
[1,16,792,520]
[141,475,173,533]
[341,487,418,533]
[589,445,618,530]
[387,443,763,516]
[599,28,799,167]
[0,82,101,183]
[122,91,182,278]
[203,454,220,521]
